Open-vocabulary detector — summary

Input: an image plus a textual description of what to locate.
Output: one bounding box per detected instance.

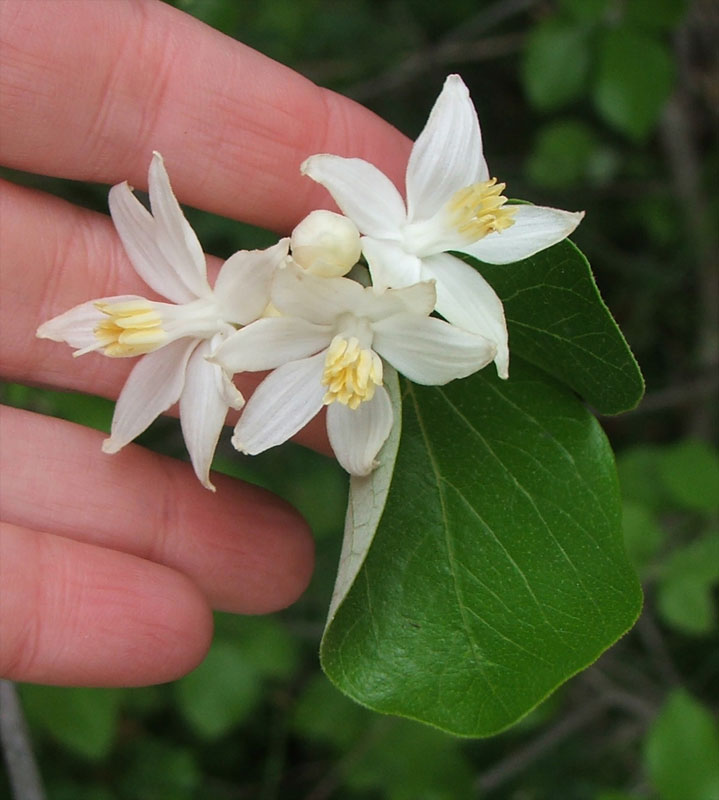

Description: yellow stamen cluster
[321,335,383,409]
[93,300,166,357]
[447,177,516,241]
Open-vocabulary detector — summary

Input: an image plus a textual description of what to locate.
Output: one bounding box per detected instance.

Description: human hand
[0,0,409,687]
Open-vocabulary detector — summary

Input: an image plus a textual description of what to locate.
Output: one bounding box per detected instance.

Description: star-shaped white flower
[301,74,585,379]
[211,263,496,476]
[37,152,289,490]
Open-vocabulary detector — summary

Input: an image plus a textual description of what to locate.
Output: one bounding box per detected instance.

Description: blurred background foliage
[2,0,718,797]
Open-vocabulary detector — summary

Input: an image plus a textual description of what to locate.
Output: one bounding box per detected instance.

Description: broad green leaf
[321,360,641,736]
[475,241,644,414]
[617,445,665,509]
[645,690,719,800]
[657,439,719,513]
[19,685,122,760]
[522,20,591,111]
[174,640,261,740]
[594,28,675,141]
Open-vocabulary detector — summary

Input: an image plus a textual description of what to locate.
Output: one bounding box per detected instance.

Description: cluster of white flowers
[38,75,583,489]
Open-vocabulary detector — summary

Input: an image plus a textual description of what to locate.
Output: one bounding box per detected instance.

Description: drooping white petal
[147,152,212,299]
[372,312,495,385]
[301,155,407,239]
[271,261,366,323]
[361,237,423,292]
[109,182,197,305]
[211,316,332,373]
[326,385,393,476]
[406,74,489,223]
[179,339,231,491]
[102,338,197,453]
[460,205,585,265]
[36,295,142,351]
[421,252,509,378]
[213,238,290,324]
[231,351,327,456]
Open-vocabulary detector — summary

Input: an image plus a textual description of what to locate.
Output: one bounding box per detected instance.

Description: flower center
[446,178,516,241]
[93,299,167,357]
[321,335,383,410]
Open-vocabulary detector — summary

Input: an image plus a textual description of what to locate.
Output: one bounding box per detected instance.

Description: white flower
[301,74,585,379]
[211,263,496,476]
[290,210,361,277]
[37,152,289,490]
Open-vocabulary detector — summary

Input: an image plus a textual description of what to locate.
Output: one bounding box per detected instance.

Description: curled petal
[102,338,197,454]
[212,316,332,374]
[109,182,197,305]
[327,386,394,476]
[213,238,290,324]
[272,261,365,323]
[406,74,489,223]
[301,155,407,239]
[179,339,233,491]
[36,295,143,352]
[231,351,327,456]
[461,205,585,265]
[372,312,495,385]
[147,152,211,299]
[421,252,509,378]
[361,237,423,292]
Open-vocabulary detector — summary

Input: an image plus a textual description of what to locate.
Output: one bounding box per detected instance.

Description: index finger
[0,0,410,231]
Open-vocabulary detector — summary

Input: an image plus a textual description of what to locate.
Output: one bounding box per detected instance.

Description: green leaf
[475,241,644,415]
[594,28,675,141]
[174,640,261,740]
[522,20,591,111]
[658,439,719,513]
[645,690,719,800]
[617,445,665,509]
[19,685,122,761]
[527,120,601,189]
[321,360,641,736]
[621,500,664,571]
[625,0,687,31]
[656,531,719,635]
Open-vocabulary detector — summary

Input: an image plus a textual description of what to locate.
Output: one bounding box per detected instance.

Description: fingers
[0,0,410,231]
[0,406,315,615]
[0,520,213,686]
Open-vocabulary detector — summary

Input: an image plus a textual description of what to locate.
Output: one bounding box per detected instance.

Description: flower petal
[147,152,212,299]
[406,74,489,223]
[272,261,364,323]
[372,313,495,384]
[231,351,327,456]
[102,338,196,453]
[109,182,198,305]
[211,316,332,373]
[326,385,393,476]
[301,155,407,239]
[421,252,509,378]
[361,237,423,292]
[36,295,142,351]
[213,238,290,324]
[461,205,585,265]
[179,339,233,491]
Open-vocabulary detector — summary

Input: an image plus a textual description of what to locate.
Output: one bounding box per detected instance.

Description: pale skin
[0,0,410,686]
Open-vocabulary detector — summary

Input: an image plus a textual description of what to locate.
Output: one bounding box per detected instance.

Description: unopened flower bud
[290,210,361,277]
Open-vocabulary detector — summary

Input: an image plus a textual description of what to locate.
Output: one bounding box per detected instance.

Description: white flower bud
[290,210,361,277]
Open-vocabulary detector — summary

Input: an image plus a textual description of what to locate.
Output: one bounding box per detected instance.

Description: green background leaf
[474,241,644,415]
[644,690,719,800]
[594,28,675,140]
[321,361,641,735]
